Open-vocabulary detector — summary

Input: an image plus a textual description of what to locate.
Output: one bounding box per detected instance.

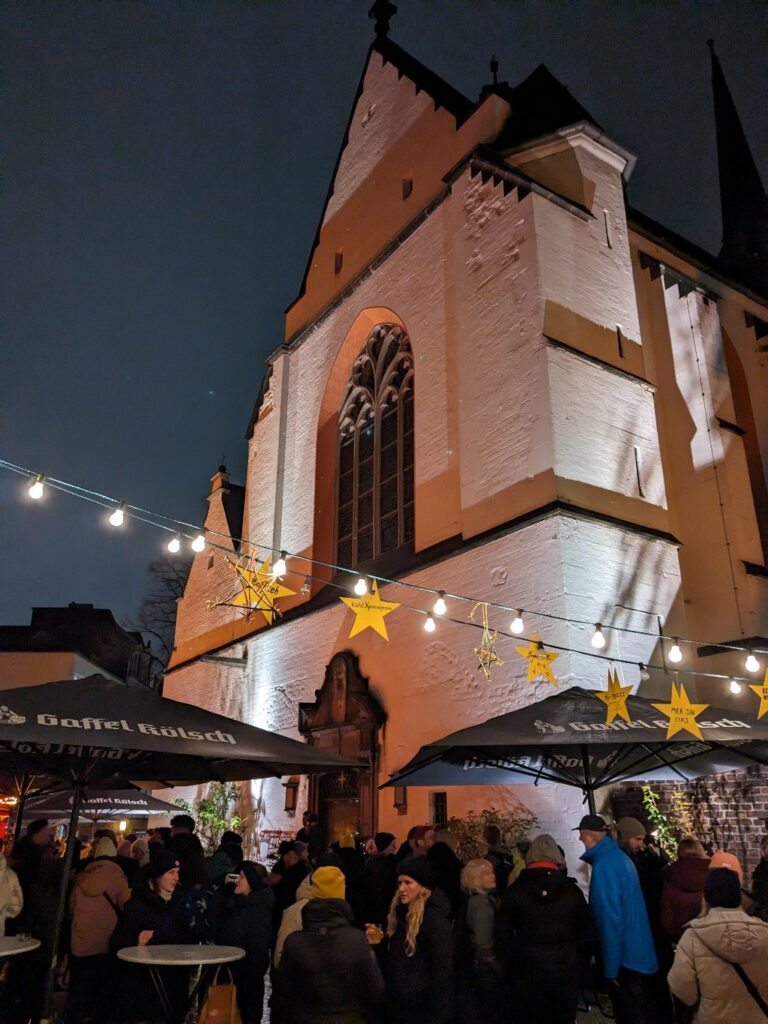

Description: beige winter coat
[668,907,768,1024]
[273,874,314,967]
[0,854,23,936]
[70,857,131,957]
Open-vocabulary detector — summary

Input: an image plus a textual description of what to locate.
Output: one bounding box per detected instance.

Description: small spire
[369,0,397,37]
[490,55,499,87]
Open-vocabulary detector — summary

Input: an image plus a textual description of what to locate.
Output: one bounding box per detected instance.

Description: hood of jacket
[75,857,122,898]
[515,865,572,904]
[301,897,353,931]
[294,874,315,904]
[688,908,768,964]
[665,856,709,894]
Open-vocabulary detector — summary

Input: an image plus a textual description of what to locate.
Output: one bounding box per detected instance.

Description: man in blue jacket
[578,814,659,1024]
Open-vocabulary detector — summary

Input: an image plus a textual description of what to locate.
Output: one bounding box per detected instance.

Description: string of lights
[3,456,765,686]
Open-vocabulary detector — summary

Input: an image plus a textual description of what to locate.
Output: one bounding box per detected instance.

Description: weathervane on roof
[490,56,499,87]
[369,0,397,37]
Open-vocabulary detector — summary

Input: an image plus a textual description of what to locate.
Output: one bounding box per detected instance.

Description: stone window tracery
[336,323,414,567]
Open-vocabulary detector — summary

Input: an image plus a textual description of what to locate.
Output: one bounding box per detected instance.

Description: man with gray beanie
[497,833,595,1024]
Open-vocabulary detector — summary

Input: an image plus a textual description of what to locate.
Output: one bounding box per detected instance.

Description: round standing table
[117,944,245,1023]
[0,936,41,957]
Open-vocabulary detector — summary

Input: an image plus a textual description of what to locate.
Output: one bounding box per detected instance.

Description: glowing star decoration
[515,632,559,686]
[749,668,768,720]
[471,603,503,681]
[652,681,709,740]
[229,557,296,624]
[340,579,399,640]
[595,669,633,725]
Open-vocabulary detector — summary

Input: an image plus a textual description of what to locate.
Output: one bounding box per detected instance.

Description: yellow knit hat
[311,865,346,900]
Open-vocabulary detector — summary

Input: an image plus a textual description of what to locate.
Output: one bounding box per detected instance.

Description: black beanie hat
[149,848,179,880]
[239,860,265,891]
[397,855,433,889]
[374,832,396,853]
[705,866,741,909]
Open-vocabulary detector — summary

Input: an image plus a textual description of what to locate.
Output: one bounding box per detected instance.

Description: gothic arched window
[336,324,414,567]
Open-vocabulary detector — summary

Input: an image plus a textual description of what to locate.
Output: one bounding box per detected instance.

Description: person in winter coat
[708,851,753,911]
[68,836,131,1022]
[272,841,312,935]
[668,867,768,1024]
[360,832,398,929]
[661,839,710,943]
[206,830,243,887]
[578,814,658,1024]
[275,876,384,1023]
[483,824,516,892]
[211,861,274,1024]
[426,839,462,915]
[111,848,194,1022]
[274,862,346,967]
[751,834,768,919]
[384,855,454,1024]
[0,838,22,936]
[455,858,501,1024]
[498,833,595,1024]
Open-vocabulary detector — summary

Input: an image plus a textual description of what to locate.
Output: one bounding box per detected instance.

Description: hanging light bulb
[591,624,606,650]
[745,651,761,674]
[510,611,525,635]
[639,663,651,682]
[668,638,683,664]
[108,504,125,527]
[433,591,447,616]
[353,577,368,596]
[28,475,45,500]
[424,613,436,633]
[300,575,312,595]
[272,551,287,577]
[191,533,206,553]
[729,678,742,695]
[167,534,181,554]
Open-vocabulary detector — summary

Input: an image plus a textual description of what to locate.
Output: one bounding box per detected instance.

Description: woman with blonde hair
[455,858,501,1022]
[384,856,453,1023]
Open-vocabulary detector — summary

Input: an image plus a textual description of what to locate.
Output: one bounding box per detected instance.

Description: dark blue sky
[2,0,766,628]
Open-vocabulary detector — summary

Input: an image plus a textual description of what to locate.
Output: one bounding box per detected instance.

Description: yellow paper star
[515,632,559,686]
[340,579,400,640]
[652,682,709,740]
[749,669,768,719]
[230,558,296,624]
[595,669,633,725]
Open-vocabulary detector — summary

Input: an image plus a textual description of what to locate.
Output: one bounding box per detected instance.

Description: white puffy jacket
[0,854,23,936]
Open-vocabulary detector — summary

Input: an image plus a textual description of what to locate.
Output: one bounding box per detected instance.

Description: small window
[207,553,215,570]
[402,178,413,200]
[393,786,407,815]
[432,792,448,828]
[334,250,344,275]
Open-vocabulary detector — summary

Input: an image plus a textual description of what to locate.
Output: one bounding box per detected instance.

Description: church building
[163,5,768,862]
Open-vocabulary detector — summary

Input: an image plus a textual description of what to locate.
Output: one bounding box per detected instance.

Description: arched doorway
[299,651,386,847]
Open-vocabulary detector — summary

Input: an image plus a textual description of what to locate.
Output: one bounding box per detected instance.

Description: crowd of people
[1,809,768,1023]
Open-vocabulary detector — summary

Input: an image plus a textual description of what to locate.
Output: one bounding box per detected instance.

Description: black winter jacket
[110,880,194,950]
[385,890,454,1024]
[276,898,384,1024]
[360,853,397,928]
[212,884,274,967]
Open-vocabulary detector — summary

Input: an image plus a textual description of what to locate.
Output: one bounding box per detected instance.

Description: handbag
[198,965,243,1024]
[730,961,768,1018]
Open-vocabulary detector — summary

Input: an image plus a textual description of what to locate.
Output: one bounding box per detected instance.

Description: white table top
[0,936,42,957]
[117,944,245,967]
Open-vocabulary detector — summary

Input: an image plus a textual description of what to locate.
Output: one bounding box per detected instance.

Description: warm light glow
[591,624,606,650]
[28,475,45,500]
[433,591,447,616]
[424,614,436,633]
[118,820,127,833]
[510,611,525,635]
[746,652,761,674]
[729,679,742,695]
[354,577,368,596]
[191,533,206,553]
[668,639,683,664]
[272,551,287,577]
[109,505,125,527]
[167,535,181,554]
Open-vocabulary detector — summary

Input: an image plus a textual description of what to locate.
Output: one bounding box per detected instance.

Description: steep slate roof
[220,483,245,549]
[491,63,601,150]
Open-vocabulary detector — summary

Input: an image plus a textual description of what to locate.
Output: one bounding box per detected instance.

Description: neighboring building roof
[221,483,246,547]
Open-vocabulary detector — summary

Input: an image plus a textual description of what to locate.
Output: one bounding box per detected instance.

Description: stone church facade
[163,13,768,866]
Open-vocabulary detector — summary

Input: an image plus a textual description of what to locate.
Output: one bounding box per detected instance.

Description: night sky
[2,1,766,630]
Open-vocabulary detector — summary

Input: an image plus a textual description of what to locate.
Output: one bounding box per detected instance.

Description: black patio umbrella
[0,675,354,1023]
[384,686,768,812]
[24,787,179,821]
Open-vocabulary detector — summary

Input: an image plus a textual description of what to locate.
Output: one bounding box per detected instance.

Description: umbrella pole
[12,772,29,846]
[581,745,597,815]
[39,781,84,1024]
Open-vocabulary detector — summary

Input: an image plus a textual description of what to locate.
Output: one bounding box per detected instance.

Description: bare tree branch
[124,556,192,667]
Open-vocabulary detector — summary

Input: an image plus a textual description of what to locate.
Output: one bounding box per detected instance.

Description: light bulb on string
[591,624,606,650]
[191,533,206,553]
[433,591,447,616]
[746,651,761,674]
[668,638,683,664]
[424,613,436,633]
[353,577,368,597]
[108,504,125,527]
[639,663,651,682]
[510,611,525,635]
[300,575,312,595]
[28,475,45,500]
[167,535,181,554]
[272,551,287,577]
[729,679,742,695]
